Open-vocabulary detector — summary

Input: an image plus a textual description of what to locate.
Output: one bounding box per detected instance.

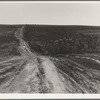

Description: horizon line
[0,24,100,27]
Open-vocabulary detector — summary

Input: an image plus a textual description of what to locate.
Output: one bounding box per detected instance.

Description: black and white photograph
[0,1,100,95]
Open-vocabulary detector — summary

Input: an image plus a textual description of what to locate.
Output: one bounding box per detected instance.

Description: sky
[0,2,100,26]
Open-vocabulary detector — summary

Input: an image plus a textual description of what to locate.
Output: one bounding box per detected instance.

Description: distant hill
[23,25,100,41]
[0,25,100,56]
[23,25,100,55]
[0,25,21,57]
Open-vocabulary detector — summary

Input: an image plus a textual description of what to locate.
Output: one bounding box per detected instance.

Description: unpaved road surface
[0,26,68,93]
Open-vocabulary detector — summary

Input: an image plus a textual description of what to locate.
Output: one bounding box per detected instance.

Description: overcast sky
[0,2,100,26]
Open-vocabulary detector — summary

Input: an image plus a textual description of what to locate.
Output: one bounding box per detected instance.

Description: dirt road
[0,26,68,93]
